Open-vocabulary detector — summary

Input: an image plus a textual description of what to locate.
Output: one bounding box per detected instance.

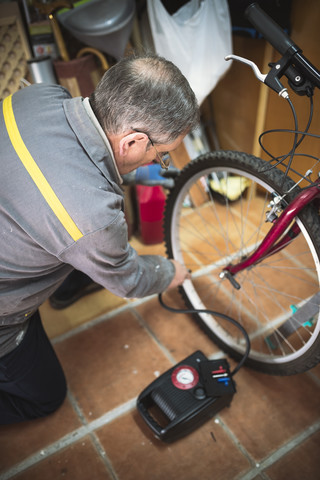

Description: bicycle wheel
[164,150,320,375]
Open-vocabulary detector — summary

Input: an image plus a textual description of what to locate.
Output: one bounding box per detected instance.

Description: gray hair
[89,53,199,144]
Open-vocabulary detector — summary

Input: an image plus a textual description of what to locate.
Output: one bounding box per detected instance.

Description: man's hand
[167,260,191,289]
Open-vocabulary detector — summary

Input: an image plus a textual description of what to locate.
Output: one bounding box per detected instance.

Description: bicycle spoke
[165,152,320,374]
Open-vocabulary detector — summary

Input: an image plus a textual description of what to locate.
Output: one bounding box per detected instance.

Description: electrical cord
[158,292,251,377]
[259,95,320,182]
[259,96,299,176]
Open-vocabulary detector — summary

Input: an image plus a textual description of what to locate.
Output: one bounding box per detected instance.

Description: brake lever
[225,54,267,83]
[225,54,289,99]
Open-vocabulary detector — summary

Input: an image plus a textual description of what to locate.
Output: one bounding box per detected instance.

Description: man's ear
[119,132,149,156]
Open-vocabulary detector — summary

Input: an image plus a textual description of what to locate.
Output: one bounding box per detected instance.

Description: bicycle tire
[164,150,320,375]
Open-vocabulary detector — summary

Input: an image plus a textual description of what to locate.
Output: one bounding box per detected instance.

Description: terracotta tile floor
[1,236,320,480]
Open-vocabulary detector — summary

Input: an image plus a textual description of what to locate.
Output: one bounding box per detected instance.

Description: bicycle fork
[220,183,320,287]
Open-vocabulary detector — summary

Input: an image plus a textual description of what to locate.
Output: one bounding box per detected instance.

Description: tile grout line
[14,294,174,480]
[307,369,320,387]
[89,433,119,480]
[258,473,272,480]
[3,402,320,480]
[66,391,119,480]
[1,398,137,480]
[130,300,226,363]
[51,294,158,345]
[208,414,320,480]
[238,418,320,480]
[6,294,320,479]
[129,306,178,365]
[67,390,88,424]
[214,416,258,471]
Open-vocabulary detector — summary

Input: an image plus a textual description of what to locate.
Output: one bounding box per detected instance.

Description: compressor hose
[158,292,251,376]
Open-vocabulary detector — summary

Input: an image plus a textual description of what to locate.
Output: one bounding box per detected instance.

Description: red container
[136,185,166,244]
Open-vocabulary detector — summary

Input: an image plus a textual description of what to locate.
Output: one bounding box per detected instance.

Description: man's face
[115,133,185,175]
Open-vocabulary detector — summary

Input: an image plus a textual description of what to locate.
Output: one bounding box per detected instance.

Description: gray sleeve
[58,211,175,298]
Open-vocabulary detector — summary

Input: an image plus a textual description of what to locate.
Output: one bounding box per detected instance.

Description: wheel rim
[167,163,320,365]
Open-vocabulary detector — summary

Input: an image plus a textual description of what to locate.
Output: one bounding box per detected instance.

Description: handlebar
[244,3,320,91]
[245,3,299,57]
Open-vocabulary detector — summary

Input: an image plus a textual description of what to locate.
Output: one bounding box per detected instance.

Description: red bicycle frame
[223,182,320,278]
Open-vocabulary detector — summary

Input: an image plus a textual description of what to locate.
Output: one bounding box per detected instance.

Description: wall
[207,0,320,182]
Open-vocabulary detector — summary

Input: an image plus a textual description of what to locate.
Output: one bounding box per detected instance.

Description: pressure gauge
[171,365,199,390]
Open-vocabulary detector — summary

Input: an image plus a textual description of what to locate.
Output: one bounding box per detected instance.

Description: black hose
[158,292,251,376]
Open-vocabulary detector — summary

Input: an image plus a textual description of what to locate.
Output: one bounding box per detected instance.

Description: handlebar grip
[245,3,300,56]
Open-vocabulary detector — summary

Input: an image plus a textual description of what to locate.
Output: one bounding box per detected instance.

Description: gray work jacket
[0,84,174,356]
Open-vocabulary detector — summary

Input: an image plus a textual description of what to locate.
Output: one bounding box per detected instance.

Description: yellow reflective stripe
[3,95,83,242]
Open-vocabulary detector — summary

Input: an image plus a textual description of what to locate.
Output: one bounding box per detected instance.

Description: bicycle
[162,3,320,376]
